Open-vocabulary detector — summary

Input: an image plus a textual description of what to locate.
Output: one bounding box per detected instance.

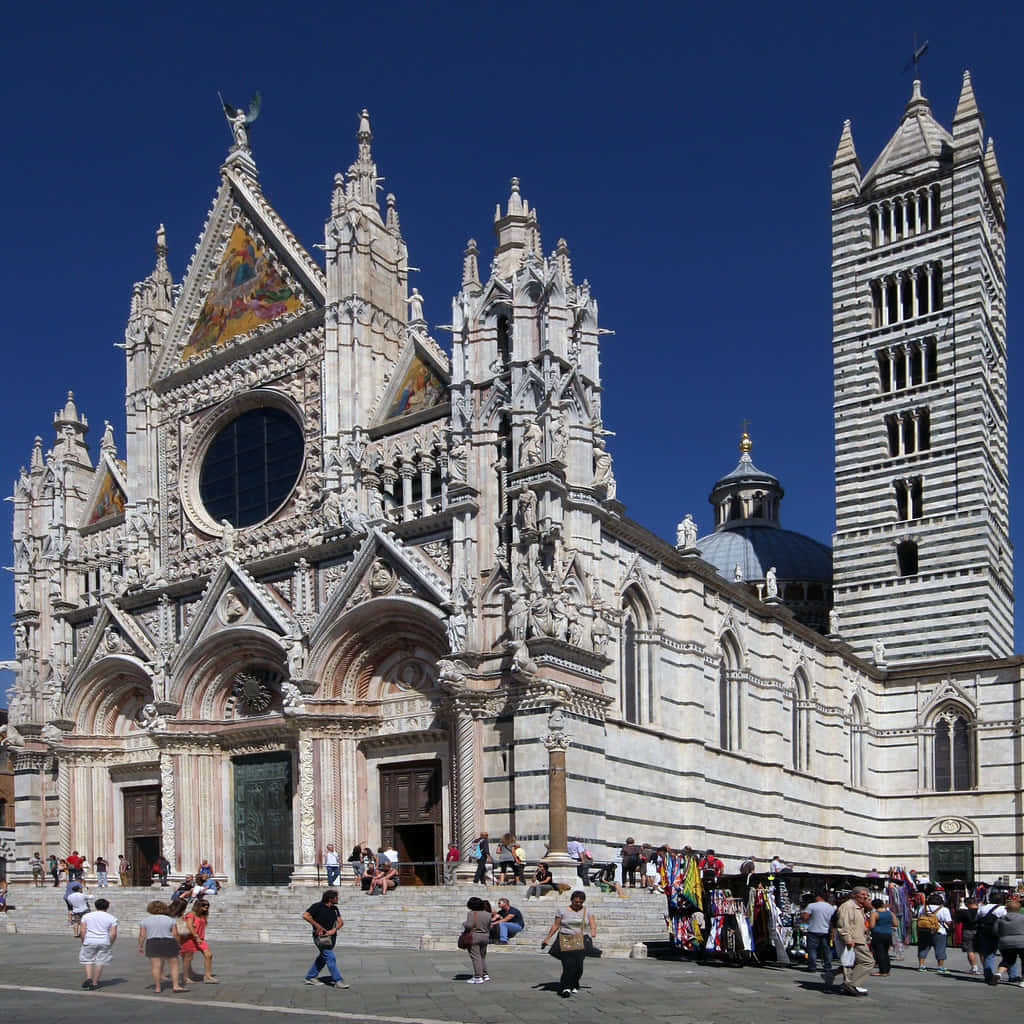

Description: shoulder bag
[457,927,474,949]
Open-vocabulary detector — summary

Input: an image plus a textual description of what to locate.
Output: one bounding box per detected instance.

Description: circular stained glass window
[199,406,303,528]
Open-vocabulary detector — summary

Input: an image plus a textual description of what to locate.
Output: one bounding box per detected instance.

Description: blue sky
[2,2,1022,698]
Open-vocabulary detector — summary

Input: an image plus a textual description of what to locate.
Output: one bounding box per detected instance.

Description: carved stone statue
[446,605,468,653]
[550,408,569,462]
[873,638,886,664]
[220,91,261,151]
[448,439,468,483]
[592,439,616,499]
[280,681,305,713]
[220,519,235,552]
[508,639,537,676]
[677,514,698,550]
[516,489,538,533]
[138,703,167,732]
[407,287,426,323]
[503,586,529,642]
[734,563,743,582]
[765,566,778,599]
[828,609,840,635]
[437,657,466,686]
[519,421,543,467]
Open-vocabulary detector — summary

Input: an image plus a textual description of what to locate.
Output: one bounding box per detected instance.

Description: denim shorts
[918,931,947,959]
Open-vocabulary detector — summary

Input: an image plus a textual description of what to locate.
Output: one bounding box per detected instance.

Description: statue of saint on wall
[502,586,529,642]
[519,421,543,467]
[765,566,778,599]
[676,514,698,550]
[448,439,468,483]
[592,439,616,499]
[516,489,538,533]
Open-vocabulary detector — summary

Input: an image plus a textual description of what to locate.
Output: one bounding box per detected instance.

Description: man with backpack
[916,896,953,973]
[471,832,491,884]
[976,890,1021,984]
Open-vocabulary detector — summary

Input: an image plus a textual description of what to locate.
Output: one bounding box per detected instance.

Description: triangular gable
[372,338,450,432]
[81,455,127,530]
[67,599,157,686]
[309,527,450,649]
[153,167,326,380]
[167,556,298,677]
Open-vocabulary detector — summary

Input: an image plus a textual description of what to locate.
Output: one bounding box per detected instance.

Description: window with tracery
[934,707,974,791]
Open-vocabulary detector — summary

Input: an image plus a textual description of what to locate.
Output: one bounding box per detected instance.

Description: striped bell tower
[831,72,1012,666]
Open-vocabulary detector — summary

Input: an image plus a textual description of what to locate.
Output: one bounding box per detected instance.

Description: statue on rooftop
[219,91,262,151]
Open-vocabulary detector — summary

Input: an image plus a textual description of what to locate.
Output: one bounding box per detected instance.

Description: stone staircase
[1,882,668,957]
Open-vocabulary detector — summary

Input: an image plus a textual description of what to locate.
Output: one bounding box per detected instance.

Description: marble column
[542,707,576,885]
[291,732,319,885]
[160,751,177,872]
[455,708,477,854]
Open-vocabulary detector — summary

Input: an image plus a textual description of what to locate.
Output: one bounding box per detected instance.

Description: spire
[984,137,1005,212]
[346,108,379,207]
[903,79,931,119]
[462,238,481,293]
[952,69,984,159]
[385,193,401,234]
[55,391,82,428]
[553,238,573,285]
[138,224,173,314]
[52,391,91,468]
[30,436,43,473]
[831,119,861,204]
[493,177,540,277]
[100,420,116,456]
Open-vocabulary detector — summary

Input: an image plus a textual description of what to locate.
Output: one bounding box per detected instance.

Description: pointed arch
[718,629,743,751]
[792,668,812,772]
[928,701,976,792]
[849,695,865,788]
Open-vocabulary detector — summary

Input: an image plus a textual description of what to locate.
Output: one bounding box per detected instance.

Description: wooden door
[379,761,441,884]
[123,787,161,885]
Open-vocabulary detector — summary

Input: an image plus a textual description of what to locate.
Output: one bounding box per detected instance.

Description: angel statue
[219,91,262,151]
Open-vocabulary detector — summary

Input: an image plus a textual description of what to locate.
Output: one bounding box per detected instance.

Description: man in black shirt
[491,897,525,943]
[301,890,349,988]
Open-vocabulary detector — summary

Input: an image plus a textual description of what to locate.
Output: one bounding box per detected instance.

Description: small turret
[52,391,91,468]
[493,177,541,278]
[347,109,379,208]
[29,436,44,474]
[100,420,117,456]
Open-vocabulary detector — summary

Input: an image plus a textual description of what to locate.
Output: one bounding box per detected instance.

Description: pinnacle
[903,79,931,119]
[832,119,859,167]
[953,69,981,123]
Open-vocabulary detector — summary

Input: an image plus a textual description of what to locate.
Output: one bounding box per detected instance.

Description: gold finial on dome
[739,430,753,455]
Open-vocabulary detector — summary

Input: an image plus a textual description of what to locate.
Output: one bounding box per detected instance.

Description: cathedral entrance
[123,786,161,886]
[928,841,974,885]
[380,760,442,885]
[233,752,293,885]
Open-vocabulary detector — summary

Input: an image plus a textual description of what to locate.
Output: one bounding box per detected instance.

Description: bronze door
[123,786,161,886]
[379,760,442,885]
[233,752,293,885]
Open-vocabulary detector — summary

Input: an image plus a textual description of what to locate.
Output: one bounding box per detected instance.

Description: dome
[695,524,832,583]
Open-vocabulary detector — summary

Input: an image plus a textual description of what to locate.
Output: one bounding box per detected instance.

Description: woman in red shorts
[179,898,218,983]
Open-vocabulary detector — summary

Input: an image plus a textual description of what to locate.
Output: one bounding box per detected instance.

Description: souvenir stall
[663,851,704,952]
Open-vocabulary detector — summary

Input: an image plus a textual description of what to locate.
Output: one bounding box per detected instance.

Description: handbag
[315,932,334,949]
[457,928,474,950]
[559,930,585,952]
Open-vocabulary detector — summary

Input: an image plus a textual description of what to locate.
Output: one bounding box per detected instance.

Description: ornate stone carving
[232,671,273,715]
[592,438,616,499]
[676,514,698,550]
[281,680,306,714]
[519,420,542,466]
[298,734,316,866]
[369,558,396,595]
[138,703,167,731]
[219,589,247,624]
[160,754,176,869]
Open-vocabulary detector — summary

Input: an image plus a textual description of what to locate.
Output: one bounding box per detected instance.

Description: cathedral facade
[3,77,1021,887]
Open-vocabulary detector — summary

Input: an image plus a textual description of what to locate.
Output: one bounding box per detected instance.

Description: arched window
[849,697,864,788]
[792,672,811,772]
[934,706,974,791]
[718,632,742,751]
[620,587,653,725]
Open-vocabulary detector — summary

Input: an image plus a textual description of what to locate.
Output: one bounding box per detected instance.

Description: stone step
[3,882,667,956]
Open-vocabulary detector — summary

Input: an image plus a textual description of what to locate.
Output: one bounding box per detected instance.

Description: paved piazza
[0,935,1018,1024]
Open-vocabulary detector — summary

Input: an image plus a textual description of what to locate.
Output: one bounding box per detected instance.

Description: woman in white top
[541,890,597,998]
[79,897,117,989]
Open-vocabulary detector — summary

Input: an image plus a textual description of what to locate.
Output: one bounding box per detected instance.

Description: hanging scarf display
[664,853,703,951]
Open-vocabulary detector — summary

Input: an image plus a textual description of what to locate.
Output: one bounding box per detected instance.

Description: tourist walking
[138,899,188,993]
[802,891,835,976]
[155,854,170,887]
[324,844,341,886]
[302,889,349,988]
[916,897,952,973]
[525,862,555,900]
[118,854,130,887]
[836,886,874,996]
[48,853,59,886]
[471,832,491,884]
[0,877,7,912]
[461,896,492,983]
[541,890,596,998]
[67,882,90,937]
[78,897,117,989]
[977,890,1011,984]
[179,897,218,983]
[954,897,982,974]
[29,851,44,887]
[67,850,84,881]
[95,856,109,888]
[511,838,526,883]
[868,898,895,976]
[994,899,1024,986]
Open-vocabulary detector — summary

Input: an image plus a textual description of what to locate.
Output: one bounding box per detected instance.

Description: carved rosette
[298,735,316,866]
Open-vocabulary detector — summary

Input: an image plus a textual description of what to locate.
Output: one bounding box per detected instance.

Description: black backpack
[975,908,1000,941]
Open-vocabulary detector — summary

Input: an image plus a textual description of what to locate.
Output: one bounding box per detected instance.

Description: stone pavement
[0,933,1020,1024]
